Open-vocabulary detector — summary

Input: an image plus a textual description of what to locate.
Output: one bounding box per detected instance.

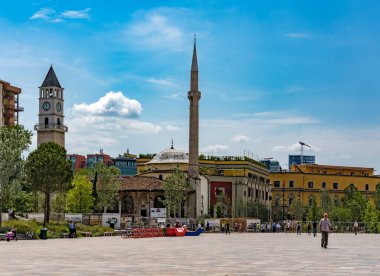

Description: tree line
[0,126,121,226]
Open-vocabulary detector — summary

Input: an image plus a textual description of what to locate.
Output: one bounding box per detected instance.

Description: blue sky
[1,0,380,170]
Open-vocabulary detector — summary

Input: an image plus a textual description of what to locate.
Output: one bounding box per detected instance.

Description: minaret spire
[188,35,201,179]
[190,34,198,92]
[188,35,202,217]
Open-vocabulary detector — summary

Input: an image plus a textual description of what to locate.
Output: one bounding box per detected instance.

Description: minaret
[188,35,201,179]
[34,65,68,147]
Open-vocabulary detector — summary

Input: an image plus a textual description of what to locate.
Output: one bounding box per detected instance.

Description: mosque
[119,39,271,225]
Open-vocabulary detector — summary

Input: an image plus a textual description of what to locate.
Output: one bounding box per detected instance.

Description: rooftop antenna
[171,139,174,149]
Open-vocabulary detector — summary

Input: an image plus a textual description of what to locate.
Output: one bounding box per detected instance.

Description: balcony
[34,123,68,132]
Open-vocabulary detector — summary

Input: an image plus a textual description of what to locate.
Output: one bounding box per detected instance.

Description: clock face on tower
[56,102,62,112]
[42,101,50,111]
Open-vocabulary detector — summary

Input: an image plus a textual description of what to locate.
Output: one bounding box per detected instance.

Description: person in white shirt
[319,213,331,248]
[353,221,359,235]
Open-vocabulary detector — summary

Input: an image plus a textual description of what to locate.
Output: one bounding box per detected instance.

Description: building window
[255,190,259,198]
[244,191,247,197]
[265,191,268,200]
[44,117,49,126]
[158,175,163,180]
[308,181,313,188]
[248,187,251,197]
[274,181,280,188]
[333,183,338,189]
[289,181,294,188]
[365,184,369,191]
[322,182,326,189]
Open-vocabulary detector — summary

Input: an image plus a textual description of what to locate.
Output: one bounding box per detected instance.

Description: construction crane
[299,141,311,164]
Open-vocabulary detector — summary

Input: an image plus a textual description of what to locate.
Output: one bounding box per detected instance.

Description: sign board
[150,208,166,218]
[102,213,121,229]
[27,213,44,222]
[1,213,8,222]
[246,219,261,231]
[65,214,83,222]
[205,219,220,229]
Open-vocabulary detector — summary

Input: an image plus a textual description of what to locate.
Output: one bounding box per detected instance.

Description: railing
[34,123,68,132]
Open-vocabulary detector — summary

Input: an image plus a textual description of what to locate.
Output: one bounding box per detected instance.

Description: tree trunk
[44,191,51,226]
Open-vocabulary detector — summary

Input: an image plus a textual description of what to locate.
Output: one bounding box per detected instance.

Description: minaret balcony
[34,123,68,132]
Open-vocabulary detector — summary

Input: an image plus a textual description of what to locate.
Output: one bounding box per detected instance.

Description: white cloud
[231,134,250,143]
[164,92,181,100]
[61,8,91,19]
[272,142,321,153]
[147,78,175,87]
[127,11,184,51]
[30,7,91,23]
[73,91,142,118]
[229,110,319,126]
[284,33,311,39]
[30,8,55,20]
[202,144,231,154]
[166,125,179,131]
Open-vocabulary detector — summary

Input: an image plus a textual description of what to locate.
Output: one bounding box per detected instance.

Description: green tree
[288,197,306,221]
[329,207,352,222]
[25,142,73,225]
[162,167,192,218]
[373,183,380,211]
[307,195,322,221]
[342,184,367,221]
[89,162,121,213]
[52,191,67,214]
[0,125,32,226]
[363,202,379,233]
[215,194,230,218]
[320,189,333,213]
[66,175,95,213]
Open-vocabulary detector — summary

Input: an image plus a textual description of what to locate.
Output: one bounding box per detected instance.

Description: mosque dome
[147,144,189,164]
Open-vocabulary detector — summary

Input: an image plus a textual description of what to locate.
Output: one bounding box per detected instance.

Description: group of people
[220,221,244,234]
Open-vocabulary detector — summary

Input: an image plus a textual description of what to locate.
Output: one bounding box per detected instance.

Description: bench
[103,232,113,237]
[81,231,92,237]
[62,233,70,238]
[113,229,129,236]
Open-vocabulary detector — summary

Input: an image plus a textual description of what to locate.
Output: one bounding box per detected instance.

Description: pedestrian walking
[307,222,311,235]
[225,221,230,235]
[296,222,301,235]
[319,213,332,249]
[353,221,359,235]
[312,220,318,237]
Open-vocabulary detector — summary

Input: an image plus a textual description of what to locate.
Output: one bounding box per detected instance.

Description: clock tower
[34,65,67,147]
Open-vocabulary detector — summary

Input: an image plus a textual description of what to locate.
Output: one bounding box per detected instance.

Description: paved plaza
[1,233,380,275]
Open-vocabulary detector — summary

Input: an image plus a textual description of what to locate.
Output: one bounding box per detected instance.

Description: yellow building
[136,149,271,217]
[270,164,380,212]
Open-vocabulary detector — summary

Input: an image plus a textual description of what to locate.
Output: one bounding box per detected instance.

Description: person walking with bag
[319,213,331,248]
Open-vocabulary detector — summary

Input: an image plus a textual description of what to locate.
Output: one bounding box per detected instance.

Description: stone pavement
[1,233,379,275]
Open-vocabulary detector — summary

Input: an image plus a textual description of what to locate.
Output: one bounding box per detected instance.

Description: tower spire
[190,34,198,91]
[41,65,62,88]
[191,34,198,72]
